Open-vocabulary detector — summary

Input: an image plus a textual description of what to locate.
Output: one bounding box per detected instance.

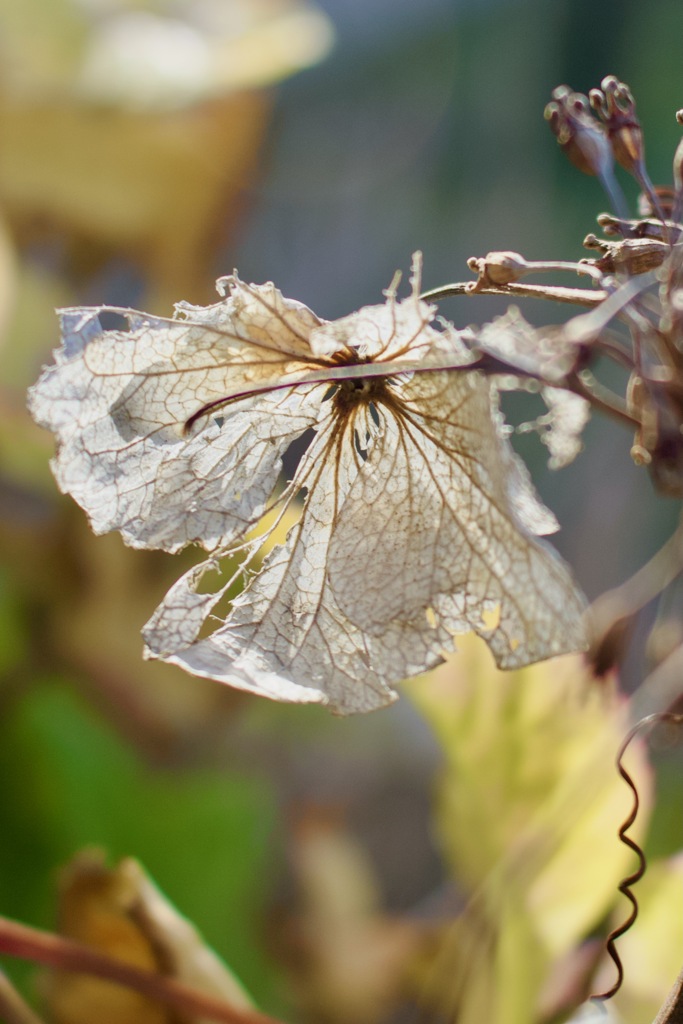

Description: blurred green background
[1,2,683,1022]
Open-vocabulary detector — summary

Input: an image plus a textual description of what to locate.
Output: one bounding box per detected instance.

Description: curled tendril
[592,711,683,1003]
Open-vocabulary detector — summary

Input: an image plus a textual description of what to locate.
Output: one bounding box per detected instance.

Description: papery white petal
[490,388,560,536]
[142,559,231,658]
[309,295,439,362]
[308,252,449,364]
[326,371,586,671]
[477,307,579,382]
[540,387,591,469]
[144,366,586,713]
[28,280,325,552]
[145,419,399,713]
[30,258,588,714]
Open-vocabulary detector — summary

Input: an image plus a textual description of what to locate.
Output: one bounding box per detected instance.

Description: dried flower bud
[590,76,644,176]
[582,235,670,275]
[467,251,528,287]
[598,210,681,241]
[582,233,610,255]
[545,85,613,178]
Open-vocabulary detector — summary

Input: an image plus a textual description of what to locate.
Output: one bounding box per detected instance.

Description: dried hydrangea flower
[28,255,586,714]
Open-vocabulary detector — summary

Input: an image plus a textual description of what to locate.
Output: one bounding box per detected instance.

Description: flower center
[332,376,389,414]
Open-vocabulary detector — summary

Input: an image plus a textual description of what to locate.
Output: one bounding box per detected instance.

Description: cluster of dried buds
[429,76,683,498]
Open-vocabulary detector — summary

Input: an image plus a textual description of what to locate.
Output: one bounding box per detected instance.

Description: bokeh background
[2,1,683,1022]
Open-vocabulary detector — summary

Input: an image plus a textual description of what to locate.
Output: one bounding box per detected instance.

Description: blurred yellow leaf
[0,0,333,310]
[0,0,85,95]
[406,638,652,1024]
[49,850,254,1024]
[0,0,333,105]
[78,3,334,108]
[0,93,271,309]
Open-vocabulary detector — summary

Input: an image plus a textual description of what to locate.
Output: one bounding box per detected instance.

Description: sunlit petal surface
[29,255,587,713]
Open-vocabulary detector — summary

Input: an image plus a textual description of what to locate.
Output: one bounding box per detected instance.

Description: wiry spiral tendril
[592,711,683,1003]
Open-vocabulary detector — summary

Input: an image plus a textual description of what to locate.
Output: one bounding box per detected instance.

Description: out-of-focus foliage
[0,0,333,322]
[0,0,333,104]
[412,644,645,935]
[0,681,278,1002]
[0,214,15,342]
[274,810,422,1023]
[406,642,652,1024]
[49,851,254,1024]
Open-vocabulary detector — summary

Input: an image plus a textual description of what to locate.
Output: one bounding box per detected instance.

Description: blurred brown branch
[0,917,285,1024]
[654,964,683,1024]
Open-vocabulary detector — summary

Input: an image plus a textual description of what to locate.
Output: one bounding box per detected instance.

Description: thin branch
[569,372,639,428]
[465,351,638,430]
[0,917,285,1024]
[512,258,605,282]
[654,965,683,1024]
[631,644,683,724]
[562,270,659,344]
[589,332,636,370]
[420,281,607,306]
[590,514,683,667]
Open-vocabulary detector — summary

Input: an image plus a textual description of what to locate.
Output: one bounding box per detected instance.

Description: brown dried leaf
[28,256,587,714]
[49,850,253,1024]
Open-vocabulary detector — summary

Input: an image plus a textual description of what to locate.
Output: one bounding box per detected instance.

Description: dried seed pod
[597,211,681,242]
[590,76,644,176]
[466,251,528,287]
[545,85,613,178]
[582,235,670,276]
